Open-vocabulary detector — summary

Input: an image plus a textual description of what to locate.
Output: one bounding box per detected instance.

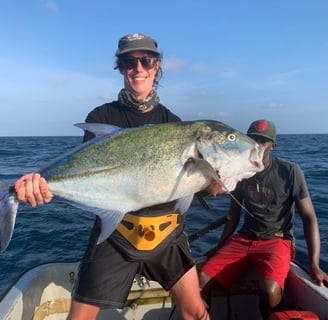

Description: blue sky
[1,0,327,136]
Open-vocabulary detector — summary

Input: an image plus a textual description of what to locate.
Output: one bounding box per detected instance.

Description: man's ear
[271,142,277,150]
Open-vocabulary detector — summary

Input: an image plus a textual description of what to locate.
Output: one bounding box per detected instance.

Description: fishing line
[218,178,256,218]
[226,191,255,218]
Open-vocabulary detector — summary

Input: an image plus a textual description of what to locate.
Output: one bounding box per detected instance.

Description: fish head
[196,121,264,192]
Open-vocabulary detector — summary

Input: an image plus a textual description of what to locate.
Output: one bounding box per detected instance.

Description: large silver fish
[0,120,264,251]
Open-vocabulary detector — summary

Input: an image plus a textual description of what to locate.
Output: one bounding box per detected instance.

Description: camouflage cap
[247,119,276,142]
[116,33,160,56]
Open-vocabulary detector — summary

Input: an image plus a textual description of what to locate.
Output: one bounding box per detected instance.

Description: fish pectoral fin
[74,123,122,137]
[91,208,125,244]
[183,157,222,184]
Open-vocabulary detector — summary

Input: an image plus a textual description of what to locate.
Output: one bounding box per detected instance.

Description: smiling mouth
[134,77,146,81]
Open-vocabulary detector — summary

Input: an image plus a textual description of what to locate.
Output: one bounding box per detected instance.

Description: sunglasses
[120,56,158,70]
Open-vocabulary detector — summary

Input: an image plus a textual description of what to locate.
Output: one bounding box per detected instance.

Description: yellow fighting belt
[116,212,180,250]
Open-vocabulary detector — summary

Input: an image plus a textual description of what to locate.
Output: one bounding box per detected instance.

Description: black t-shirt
[237,157,309,241]
[83,101,181,142]
[82,100,183,255]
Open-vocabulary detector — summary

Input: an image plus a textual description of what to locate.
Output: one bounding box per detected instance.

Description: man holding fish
[12,33,219,320]
[10,34,264,320]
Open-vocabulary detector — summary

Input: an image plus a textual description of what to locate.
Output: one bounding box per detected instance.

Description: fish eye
[227,134,236,141]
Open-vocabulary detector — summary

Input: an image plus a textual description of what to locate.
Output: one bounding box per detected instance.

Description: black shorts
[72,218,195,308]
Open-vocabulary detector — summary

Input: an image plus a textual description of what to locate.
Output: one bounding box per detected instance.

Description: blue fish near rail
[0,120,264,252]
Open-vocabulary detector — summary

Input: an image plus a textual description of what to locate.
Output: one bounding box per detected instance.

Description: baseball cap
[247,119,276,142]
[116,33,160,56]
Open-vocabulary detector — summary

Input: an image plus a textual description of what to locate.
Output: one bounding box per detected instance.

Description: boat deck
[0,261,327,320]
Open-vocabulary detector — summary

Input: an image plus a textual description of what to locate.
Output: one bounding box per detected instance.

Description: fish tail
[0,182,19,252]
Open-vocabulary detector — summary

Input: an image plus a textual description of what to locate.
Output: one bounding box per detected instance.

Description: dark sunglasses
[120,56,158,70]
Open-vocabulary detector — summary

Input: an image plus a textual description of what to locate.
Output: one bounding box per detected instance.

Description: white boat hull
[0,261,177,320]
[0,261,327,320]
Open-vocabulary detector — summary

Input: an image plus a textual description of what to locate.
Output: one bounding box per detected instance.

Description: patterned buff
[118,89,160,112]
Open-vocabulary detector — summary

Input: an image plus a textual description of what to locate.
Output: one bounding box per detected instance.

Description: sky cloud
[163,57,186,72]
[266,101,285,109]
[41,0,59,12]
[269,69,302,85]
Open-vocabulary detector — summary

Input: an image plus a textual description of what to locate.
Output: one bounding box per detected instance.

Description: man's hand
[310,265,328,287]
[15,173,53,207]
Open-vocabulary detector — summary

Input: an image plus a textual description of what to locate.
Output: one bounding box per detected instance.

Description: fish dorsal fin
[74,123,122,137]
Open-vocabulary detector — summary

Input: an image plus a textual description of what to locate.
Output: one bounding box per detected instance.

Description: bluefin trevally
[0,120,264,251]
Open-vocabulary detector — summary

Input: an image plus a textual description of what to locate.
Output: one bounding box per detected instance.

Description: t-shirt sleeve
[168,112,181,122]
[293,164,310,200]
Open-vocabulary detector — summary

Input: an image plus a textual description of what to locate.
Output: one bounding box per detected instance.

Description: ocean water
[0,134,327,297]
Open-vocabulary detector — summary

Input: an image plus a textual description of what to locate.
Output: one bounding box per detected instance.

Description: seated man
[198,119,328,318]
